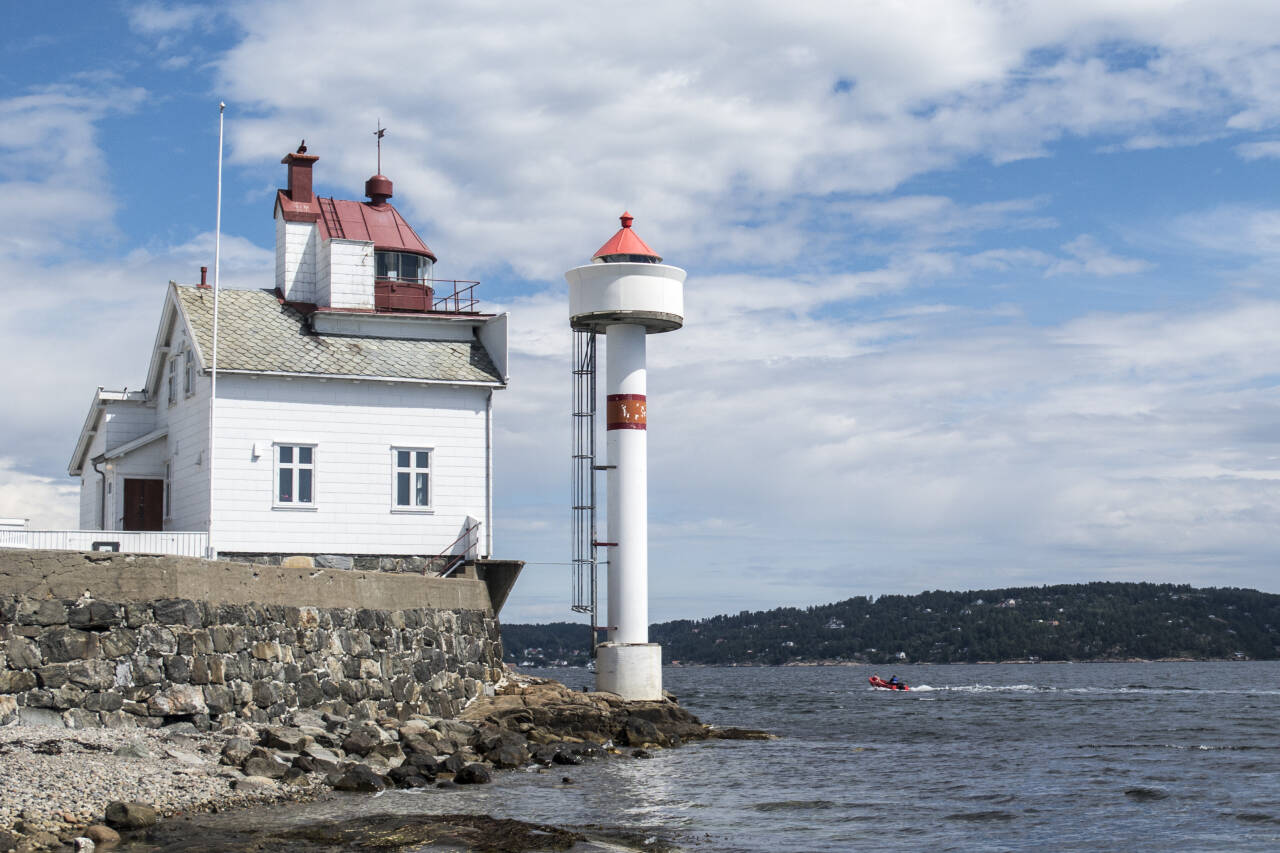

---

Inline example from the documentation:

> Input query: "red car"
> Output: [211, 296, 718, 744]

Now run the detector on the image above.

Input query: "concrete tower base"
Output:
[595, 642, 663, 700]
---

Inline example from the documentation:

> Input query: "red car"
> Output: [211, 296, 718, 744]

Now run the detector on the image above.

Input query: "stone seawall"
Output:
[0, 550, 515, 731]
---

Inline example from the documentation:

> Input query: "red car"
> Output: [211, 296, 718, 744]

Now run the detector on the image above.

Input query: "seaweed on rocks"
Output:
[134, 812, 685, 852]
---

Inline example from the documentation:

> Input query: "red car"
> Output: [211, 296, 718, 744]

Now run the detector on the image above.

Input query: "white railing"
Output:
[0, 529, 210, 558]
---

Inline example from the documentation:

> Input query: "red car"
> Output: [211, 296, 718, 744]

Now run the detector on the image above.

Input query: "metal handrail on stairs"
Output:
[438, 519, 482, 577]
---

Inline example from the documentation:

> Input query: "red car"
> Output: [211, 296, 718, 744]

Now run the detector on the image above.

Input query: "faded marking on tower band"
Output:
[607, 394, 647, 430]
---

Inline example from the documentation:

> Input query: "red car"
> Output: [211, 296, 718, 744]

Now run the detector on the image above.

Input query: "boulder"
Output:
[341, 731, 377, 757]
[242, 748, 290, 779]
[387, 765, 431, 788]
[400, 733, 436, 755]
[622, 715, 661, 747]
[104, 802, 157, 830]
[406, 753, 440, 777]
[454, 763, 492, 785]
[488, 742, 529, 769]
[262, 726, 312, 752]
[147, 685, 207, 716]
[372, 742, 404, 764]
[332, 765, 387, 793]
[434, 719, 476, 739]
[220, 737, 254, 767]
[301, 744, 342, 773]
[281, 767, 309, 786]
[397, 719, 433, 738]
[85, 825, 120, 847]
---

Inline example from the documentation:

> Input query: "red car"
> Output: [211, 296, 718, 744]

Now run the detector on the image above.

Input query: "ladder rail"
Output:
[570, 330, 599, 650]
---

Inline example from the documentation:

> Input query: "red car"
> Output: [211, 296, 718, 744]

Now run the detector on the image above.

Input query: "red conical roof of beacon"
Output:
[592, 212, 662, 263]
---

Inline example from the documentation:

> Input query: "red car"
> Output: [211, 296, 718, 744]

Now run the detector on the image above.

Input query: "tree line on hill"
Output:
[501, 582, 1280, 667]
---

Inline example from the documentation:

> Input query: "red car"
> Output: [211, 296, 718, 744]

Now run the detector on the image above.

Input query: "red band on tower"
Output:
[607, 393, 647, 430]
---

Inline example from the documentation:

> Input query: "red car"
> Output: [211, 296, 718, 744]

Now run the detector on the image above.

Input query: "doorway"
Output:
[122, 478, 163, 531]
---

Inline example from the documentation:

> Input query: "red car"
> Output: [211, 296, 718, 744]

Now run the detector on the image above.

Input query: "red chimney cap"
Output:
[592, 211, 662, 263]
[365, 173, 393, 205]
[281, 151, 319, 166]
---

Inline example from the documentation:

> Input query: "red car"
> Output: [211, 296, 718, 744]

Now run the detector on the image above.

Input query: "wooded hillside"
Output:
[502, 582, 1280, 666]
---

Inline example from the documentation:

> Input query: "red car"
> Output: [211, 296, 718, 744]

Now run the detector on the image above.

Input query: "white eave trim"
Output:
[211, 368, 505, 389]
[67, 389, 151, 477]
[102, 426, 168, 462]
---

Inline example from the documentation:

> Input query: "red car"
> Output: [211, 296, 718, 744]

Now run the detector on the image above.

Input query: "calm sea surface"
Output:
[139, 662, 1280, 851]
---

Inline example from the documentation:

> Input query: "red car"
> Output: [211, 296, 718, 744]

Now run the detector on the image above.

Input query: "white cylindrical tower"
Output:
[566, 213, 686, 700]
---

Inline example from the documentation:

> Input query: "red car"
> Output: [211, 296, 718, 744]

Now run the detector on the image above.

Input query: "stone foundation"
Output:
[0, 594, 501, 730]
[0, 549, 522, 731]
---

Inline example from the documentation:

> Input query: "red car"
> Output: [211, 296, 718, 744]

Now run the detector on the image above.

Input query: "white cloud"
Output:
[204, 1, 1280, 279]
[126, 2, 210, 36]
[1235, 140, 1280, 160]
[0, 459, 79, 529]
[1047, 234, 1152, 277]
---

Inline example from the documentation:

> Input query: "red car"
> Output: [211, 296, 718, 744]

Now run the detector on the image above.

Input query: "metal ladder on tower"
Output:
[571, 329, 600, 649]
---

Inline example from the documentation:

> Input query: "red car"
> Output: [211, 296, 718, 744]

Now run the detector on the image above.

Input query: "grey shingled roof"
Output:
[176, 286, 503, 384]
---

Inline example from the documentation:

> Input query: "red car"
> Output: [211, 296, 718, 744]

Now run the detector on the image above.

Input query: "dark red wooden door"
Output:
[122, 479, 163, 531]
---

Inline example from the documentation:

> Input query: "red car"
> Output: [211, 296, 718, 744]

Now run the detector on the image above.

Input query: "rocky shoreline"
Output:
[0, 673, 771, 851]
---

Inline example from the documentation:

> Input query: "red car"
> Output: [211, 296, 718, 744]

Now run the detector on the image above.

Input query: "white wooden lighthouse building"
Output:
[67, 145, 508, 569]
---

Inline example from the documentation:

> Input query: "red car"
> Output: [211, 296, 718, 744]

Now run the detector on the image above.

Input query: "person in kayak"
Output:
[888, 675, 900, 686]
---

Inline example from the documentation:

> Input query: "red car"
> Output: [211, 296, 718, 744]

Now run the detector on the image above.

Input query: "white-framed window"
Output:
[183, 349, 195, 396]
[167, 357, 177, 405]
[391, 447, 431, 510]
[274, 444, 315, 507]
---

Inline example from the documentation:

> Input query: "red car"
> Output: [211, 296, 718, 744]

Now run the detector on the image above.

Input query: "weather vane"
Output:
[374, 120, 387, 174]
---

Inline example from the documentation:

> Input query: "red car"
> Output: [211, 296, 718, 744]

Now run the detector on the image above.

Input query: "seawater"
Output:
[135, 661, 1280, 851]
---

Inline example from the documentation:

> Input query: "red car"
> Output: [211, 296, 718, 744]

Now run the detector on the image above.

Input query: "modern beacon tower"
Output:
[567, 213, 686, 700]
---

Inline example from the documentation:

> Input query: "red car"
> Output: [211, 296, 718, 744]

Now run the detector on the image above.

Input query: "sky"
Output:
[3, 1, 1280, 624]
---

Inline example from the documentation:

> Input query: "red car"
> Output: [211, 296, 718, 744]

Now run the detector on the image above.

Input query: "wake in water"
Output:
[877, 683, 1280, 695]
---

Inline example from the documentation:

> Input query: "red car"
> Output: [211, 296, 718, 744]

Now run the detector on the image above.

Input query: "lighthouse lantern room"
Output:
[566, 214, 687, 700]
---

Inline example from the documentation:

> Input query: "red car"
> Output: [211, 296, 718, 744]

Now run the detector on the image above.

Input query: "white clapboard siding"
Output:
[326, 239, 375, 310]
[210, 374, 489, 555]
[278, 218, 318, 304]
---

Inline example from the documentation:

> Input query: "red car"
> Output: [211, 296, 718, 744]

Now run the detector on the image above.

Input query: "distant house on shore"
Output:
[67, 144, 508, 569]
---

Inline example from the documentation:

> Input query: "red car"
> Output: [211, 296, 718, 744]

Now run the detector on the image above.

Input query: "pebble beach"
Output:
[0, 722, 315, 850]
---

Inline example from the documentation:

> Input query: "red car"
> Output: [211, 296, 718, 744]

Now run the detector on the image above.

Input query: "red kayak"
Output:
[868, 675, 909, 691]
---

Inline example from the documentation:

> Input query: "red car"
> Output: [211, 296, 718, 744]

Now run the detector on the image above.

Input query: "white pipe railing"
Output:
[0, 530, 210, 558]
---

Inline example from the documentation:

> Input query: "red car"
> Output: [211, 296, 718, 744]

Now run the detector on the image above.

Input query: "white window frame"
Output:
[390, 446, 433, 512]
[167, 357, 177, 406]
[273, 443, 317, 509]
[183, 349, 195, 396]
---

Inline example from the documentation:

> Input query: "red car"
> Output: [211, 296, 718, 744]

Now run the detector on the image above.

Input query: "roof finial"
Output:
[620, 211, 634, 229]
[374, 120, 386, 175]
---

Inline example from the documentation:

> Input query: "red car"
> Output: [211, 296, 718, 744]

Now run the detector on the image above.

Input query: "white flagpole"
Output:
[208, 101, 225, 560]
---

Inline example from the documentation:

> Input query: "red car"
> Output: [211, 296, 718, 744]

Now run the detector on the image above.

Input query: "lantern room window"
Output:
[375, 251, 433, 283]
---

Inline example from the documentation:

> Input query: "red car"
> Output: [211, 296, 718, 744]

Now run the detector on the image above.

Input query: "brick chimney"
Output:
[281, 151, 319, 204]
